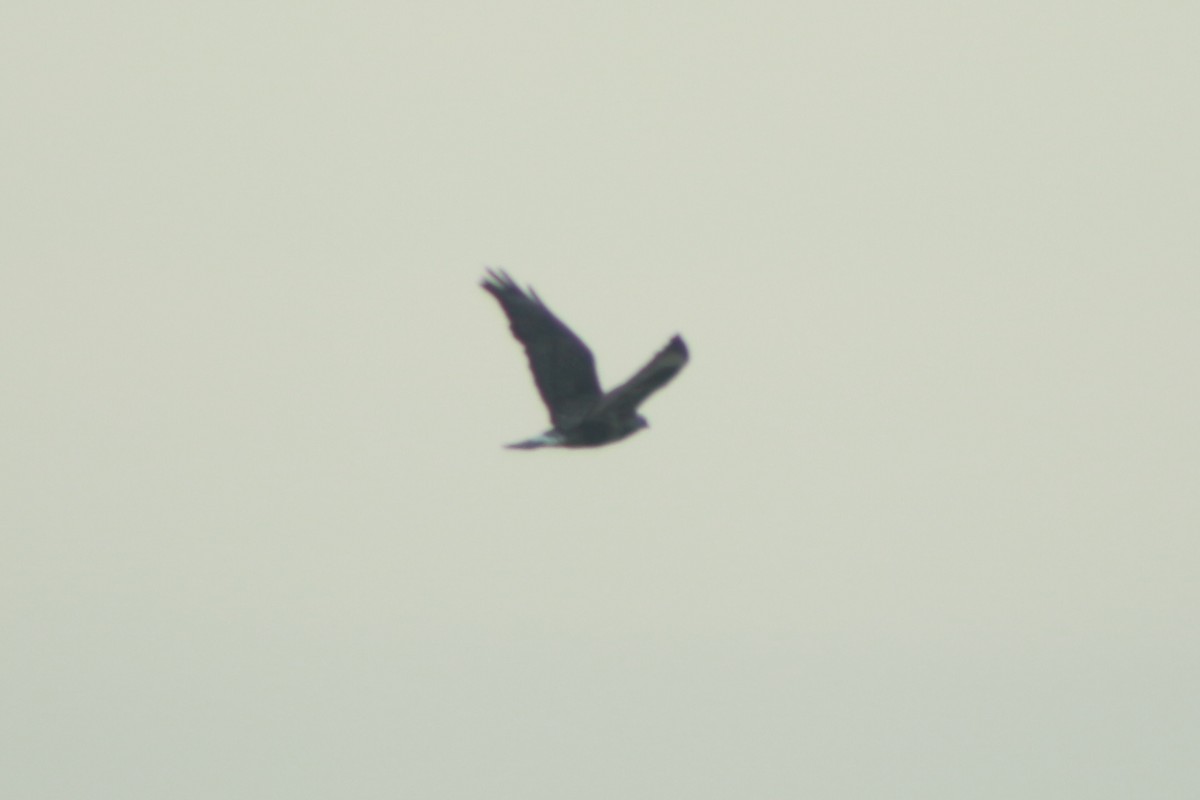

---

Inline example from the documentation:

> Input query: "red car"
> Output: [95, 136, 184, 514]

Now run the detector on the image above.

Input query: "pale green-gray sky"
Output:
[3, 2, 1198, 798]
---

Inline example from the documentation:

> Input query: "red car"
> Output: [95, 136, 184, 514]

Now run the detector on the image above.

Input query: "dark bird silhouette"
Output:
[481, 269, 689, 449]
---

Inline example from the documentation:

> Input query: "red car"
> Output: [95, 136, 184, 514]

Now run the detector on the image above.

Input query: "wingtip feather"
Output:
[481, 267, 536, 299]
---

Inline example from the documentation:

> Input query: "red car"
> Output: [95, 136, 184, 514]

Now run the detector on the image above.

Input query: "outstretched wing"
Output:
[596, 335, 689, 418]
[481, 269, 603, 427]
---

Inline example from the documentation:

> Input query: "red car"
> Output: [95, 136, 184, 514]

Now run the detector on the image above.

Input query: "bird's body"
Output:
[481, 269, 688, 449]
[503, 413, 646, 450]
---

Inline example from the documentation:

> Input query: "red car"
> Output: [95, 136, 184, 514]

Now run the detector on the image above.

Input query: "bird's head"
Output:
[607, 414, 649, 445]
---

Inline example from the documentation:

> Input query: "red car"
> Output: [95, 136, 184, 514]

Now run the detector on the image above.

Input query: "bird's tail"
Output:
[504, 430, 565, 449]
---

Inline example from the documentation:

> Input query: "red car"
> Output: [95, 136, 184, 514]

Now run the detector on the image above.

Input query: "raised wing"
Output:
[482, 269, 603, 427]
[596, 335, 689, 417]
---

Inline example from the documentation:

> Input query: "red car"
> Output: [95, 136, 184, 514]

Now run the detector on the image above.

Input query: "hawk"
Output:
[482, 269, 689, 449]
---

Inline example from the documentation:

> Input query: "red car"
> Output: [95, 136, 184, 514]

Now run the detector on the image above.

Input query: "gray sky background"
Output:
[3, 2, 1198, 798]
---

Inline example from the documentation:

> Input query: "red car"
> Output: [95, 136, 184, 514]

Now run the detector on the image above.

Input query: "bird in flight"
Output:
[482, 269, 689, 449]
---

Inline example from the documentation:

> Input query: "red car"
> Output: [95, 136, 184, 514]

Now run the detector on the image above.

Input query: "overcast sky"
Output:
[3, 2, 1198, 798]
